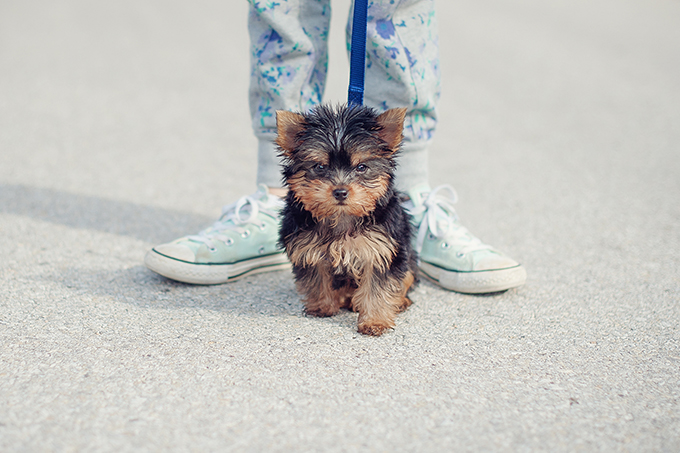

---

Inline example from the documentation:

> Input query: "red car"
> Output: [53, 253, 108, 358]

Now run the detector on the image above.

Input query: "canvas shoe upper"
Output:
[403, 184, 526, 294]
[144, 184, 289, 284]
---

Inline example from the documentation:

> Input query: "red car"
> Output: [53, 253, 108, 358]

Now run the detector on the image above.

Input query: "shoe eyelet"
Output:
[456, 251, 465, 258]
[225, 238, 234, 246]
[241, 230, 251, 239]
[208, 246, 217, 252]
[258, 246, 266, 255]
[428, 233, 437, 240]
[259, 222, 267, 230]
[441, 242, 450, 249]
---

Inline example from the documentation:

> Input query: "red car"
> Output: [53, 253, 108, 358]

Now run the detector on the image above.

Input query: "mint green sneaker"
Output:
[404, 184, 527, 294]
[144, 185, 290, 284]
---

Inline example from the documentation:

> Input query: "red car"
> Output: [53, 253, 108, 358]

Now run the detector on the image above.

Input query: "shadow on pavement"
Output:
[38, 261, 306, 318]
[0, 183, 211, 243]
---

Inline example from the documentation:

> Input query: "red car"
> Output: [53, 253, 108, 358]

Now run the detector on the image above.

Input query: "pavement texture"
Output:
[1, 0, 679, 451]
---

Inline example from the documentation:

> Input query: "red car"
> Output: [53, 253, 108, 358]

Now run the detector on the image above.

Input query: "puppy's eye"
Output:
[313, 163, 326, 172]
[356, 164, 368, 173]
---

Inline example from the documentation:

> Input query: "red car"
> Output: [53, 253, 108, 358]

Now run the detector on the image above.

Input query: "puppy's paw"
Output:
[357, 322, 392, 336]
[396, 296, 413, 313]
[305, 305, 339, 318]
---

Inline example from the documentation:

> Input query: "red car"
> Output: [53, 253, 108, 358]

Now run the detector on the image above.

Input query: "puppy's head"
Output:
[276, 104, 406, 221]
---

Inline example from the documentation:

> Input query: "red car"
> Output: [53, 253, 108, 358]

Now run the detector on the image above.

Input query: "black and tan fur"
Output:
[277, 104, 418, 336]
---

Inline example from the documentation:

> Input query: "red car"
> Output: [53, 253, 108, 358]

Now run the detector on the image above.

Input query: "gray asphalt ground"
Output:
[1, 0, 679, 451]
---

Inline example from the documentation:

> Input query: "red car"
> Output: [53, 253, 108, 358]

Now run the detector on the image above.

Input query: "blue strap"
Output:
[348, 0, 368, 106]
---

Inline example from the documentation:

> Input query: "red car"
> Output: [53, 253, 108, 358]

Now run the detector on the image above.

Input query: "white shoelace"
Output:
[406, 185, 493, 257]
[187, 192, 283, 251]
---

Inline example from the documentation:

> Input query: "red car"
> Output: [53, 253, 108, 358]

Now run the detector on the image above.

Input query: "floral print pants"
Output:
[249, 0, 440, 190]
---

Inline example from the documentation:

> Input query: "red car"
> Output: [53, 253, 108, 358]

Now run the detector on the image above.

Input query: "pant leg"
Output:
[248, 0, 332, 187]
[349, 0, 440, 191]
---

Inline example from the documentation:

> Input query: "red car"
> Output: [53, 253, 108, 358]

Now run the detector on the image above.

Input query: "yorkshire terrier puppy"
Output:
[276, 104, 418, 336]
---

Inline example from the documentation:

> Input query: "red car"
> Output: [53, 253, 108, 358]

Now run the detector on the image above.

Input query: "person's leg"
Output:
[351, 0, 526, 293]
[250, 0, 332, 188]
[145, 0, 332, 283]
[355, 0, 439, 191]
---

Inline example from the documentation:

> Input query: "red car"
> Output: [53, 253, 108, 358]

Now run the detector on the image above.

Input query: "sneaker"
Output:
[404, 184, 526, 294]
[144, 184, 290, 284]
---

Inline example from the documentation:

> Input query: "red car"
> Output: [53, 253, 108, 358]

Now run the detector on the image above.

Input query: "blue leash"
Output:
[348, 0, 368, 106]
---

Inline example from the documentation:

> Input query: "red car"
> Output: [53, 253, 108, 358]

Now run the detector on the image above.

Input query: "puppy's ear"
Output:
[276, 110, 306, 157]
[376, 107, 407, 152]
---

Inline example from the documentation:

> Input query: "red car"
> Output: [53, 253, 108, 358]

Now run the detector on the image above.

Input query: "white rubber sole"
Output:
[419, 261, 527, 294]
[144, 249, 291, 285]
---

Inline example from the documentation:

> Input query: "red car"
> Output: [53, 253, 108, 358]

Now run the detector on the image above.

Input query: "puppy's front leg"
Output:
[352, 270, 413, 336]
[295, 264, 342, 318]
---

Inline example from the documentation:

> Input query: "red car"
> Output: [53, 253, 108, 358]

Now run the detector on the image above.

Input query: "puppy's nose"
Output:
[333, 188, 348, 201]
